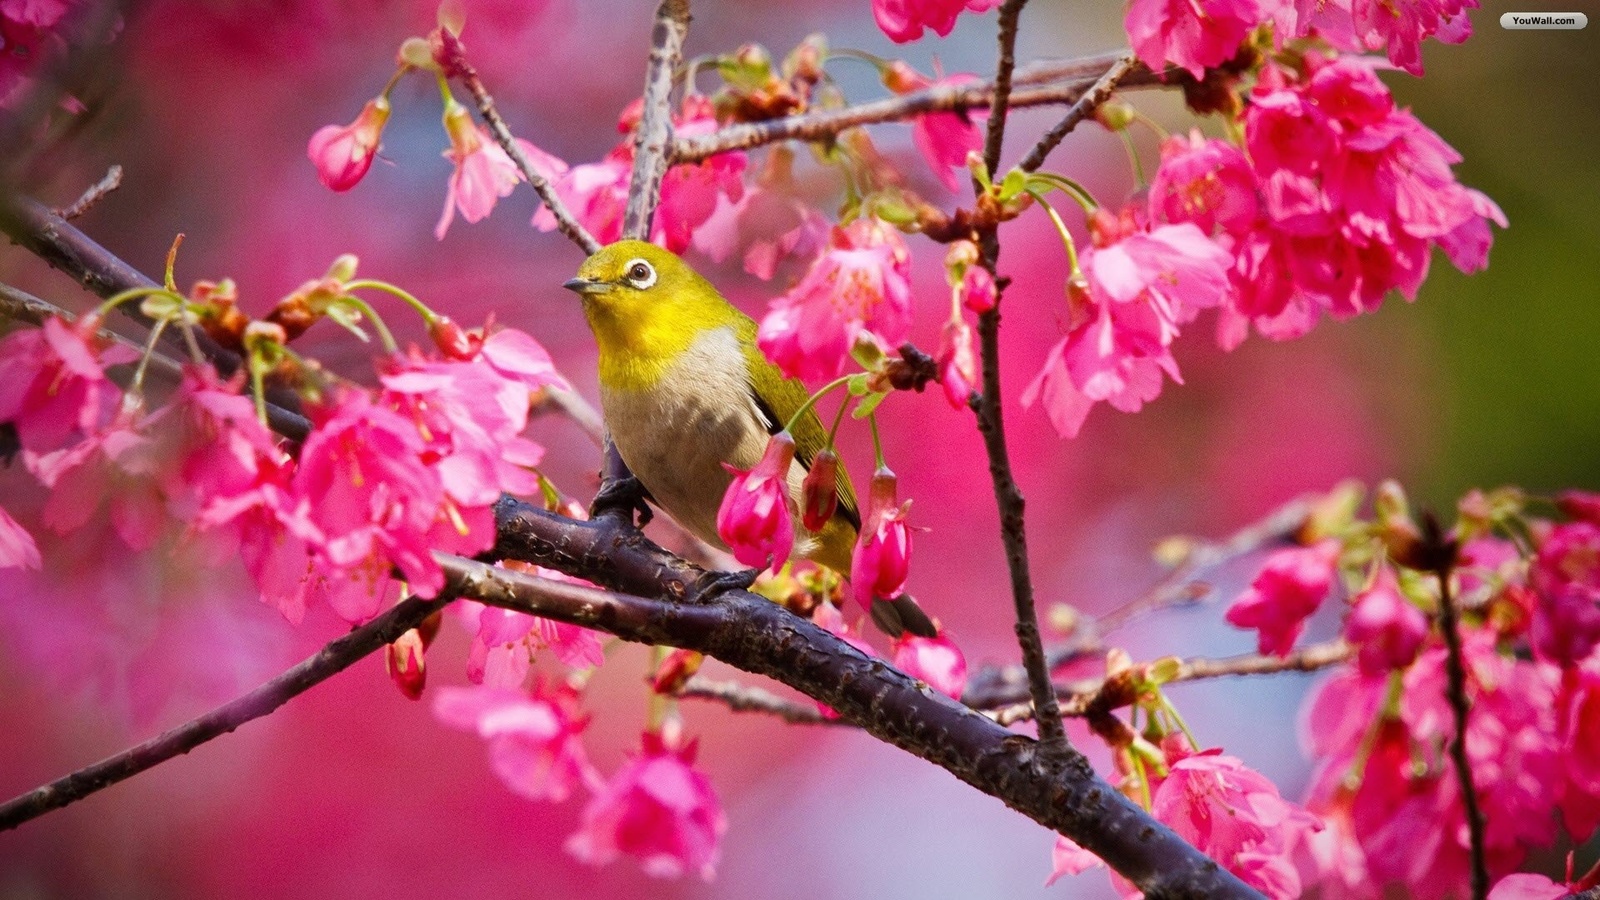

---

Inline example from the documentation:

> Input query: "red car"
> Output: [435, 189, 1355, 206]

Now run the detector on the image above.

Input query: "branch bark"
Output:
[1018, 53, 1138, 174]
[623, 0, 691, 240]
[672, 50, 1155, 163]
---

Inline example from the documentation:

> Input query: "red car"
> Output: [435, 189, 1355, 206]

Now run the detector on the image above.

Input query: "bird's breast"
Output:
[600, 327, 776, 549]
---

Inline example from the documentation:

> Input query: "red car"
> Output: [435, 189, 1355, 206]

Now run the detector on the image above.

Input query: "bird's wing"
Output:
[738, 319, 861, 531]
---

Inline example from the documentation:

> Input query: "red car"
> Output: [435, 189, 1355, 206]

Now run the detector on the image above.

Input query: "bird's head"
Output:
[564, 240, 737, 359]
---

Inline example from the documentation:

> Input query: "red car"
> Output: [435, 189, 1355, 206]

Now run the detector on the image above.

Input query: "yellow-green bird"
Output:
[564, 240, 934, 638]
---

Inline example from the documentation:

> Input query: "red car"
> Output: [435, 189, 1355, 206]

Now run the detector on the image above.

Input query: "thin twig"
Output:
[676, 676, 848, 725]
[672, 51, 1154, 163]
[623, 0, 691, 240]
[1018, 54, 1137, 174]
[435, 32, 599, 255]
[1436, 552, 1489, 899]
[0, 593, 452, 832]
[983, 640, 1354, 725]
[968, 0, 1068, 748]
[55, 165, 124, 220]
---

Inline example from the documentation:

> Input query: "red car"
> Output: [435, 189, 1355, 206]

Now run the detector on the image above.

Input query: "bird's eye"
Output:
[623, 259, 657, 289]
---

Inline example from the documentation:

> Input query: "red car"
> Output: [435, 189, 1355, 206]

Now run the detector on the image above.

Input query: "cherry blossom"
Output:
[436, 99, 551, 239]
[715, 432, 797, 571]
[1125, 0, 1262, 79]
[434, 682, 594, 803]
[1343, 567, 1430, 675]
[1224, 540, 1340, 656]
[758, 217, 914, 381]
[0, 504, 40, 570]
[871, 0, 1002, 42]
[890, 630, 967, 699]
[306, 96, 390, 192]
[851, 467, 913, 610]
[881, 62, 984, 192]
[0, 315, 134, 453]
[566, 731, 726, 880]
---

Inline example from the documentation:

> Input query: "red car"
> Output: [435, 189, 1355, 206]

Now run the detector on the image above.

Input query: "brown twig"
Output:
[436, 33, 599, 255]
[672, 51, 1155, 163]
[537, 384, 605, 447]
[967, 0, 1069, 749]
[1018, 54, 1138, 174]
[676, 676, 847, 725]
[1432, 535, 1488, 899]
[55, 165, 124, 220]
[0, 593, 452, 832]
[984, 640, 1354, 725]
[623, 0, 691, 240]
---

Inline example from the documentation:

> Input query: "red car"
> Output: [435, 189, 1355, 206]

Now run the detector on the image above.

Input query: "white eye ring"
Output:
[623, 258, 657, 289]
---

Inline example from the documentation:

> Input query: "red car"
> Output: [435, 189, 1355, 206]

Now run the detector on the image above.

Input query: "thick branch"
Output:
[1018, 54, 1137, 174]
[460, 526, 1264, 899]
[623, 0, 691, 240]
[673, 50, 1154, 163]
[0, 593, 451, 832]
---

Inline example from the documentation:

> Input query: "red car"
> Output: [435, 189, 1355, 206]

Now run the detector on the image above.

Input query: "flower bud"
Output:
[386, 611, 441, 700]
[961, 263, 996, 314]
[715, 432, 798, 571]
[428, 314, 483, 360]
[651, 649, 705, 694]
[851, 466, 912, 610]
[307, 97, 391, 192]
[800, 447, 840, 532]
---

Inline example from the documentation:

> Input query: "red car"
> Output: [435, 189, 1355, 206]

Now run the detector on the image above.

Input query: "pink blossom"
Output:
[1488, 874, 1568, 900]
[852, 467, 912, 609]
[433, 682, 594, 803]
[1558, 491, 1600, 526]
[891, 630, 967, 699]
[1148, 749, 1323, 897]
[0, 315, 134, 452]
[1557, 663, 1600, 838]
[936, 315, 976, 410]
[534, 153, 629, 246]
[306, 96, 390, 192]
[1348, 0, 1476, 76]
[882, 62, 984, 192]
[436, 100, 554, 240]
[1343, 567, 1429, 675]
[691, 178, 829, 280]
[25, 411, 165, 550]
[1225, 541, 1339, 656]
[0, 0, 75, 105]
[1021, 215, 1231, 437]
[1147, 130, 1258, 238]
[1045, 835, 1105, 886]
[715, 432, 797, 571]
[960, 261, 996, 313]
[872, 0, 1001, 42]
[1126, 0, 1263, 79]
[384, 627, 428, 700]
[0, 504, 40, 570]
[757, 217, 913, 381]
[292, 390, 444, 622]
[1531, 522, 1600, 666]
[566, 731, 727, 880]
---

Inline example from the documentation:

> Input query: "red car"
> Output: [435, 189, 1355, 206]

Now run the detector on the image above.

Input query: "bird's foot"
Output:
[691, 567, 761, 602]
[590, 474, 653, 527]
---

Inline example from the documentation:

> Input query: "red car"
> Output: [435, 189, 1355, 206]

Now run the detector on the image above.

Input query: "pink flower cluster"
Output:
[871, 0, 1001, 43]
[0, 315, 564, 626]
[0, 0, 83, 106]
[757, 216, 913, 381]
[1050, 741, 1323, 898]
[532, 95, 747, 253]
[1126, 0, 1477, 79]
[1150, 56, 1505, 350]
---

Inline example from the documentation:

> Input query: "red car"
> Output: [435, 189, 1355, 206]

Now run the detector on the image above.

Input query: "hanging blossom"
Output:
[758, 216, 913, 381]
[433, 681, 596, 803]
[881, 61, 985, 192]
[1148, 57, 1505, 350]
[890, 630, 967, 699]
[1223, 540, 1340, 656]
[307, 96, 391, 192]
[691, 148, 828, 280]
[1021, 209, 1232, 438]
[716, 432, 797, 571]
[872, 0, 1002, 42]
[436, 99, 559, 240]
[453, 565, 607, 689]
[566, 729, 728, 880]
[533, 95, 746, 253]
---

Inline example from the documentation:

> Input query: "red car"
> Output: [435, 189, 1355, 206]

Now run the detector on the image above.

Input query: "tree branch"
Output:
[675, 675, 846, 725]
[1018, 53, 1137, 174]
[0, 593, 452, 832]
[623, 0, 691, 240]
[966, 0, 1069, 749]
[435, 31, 600, 255]
[1435, 549, 1489, 899]
[672, 50, 1155, 163]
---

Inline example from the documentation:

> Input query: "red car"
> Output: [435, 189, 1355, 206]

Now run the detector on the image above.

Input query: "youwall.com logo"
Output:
[1500, 11, 1589, 28]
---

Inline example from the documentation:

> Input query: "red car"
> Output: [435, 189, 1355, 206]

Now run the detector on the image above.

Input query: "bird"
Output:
[564, 240, 936, 638]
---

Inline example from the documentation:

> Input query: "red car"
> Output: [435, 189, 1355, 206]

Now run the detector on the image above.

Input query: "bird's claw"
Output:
[691, 567, 761, 602]
[590, 474, 652, 526]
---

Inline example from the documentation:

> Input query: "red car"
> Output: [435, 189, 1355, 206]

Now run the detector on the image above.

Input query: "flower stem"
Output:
[782, 373, 855, 435]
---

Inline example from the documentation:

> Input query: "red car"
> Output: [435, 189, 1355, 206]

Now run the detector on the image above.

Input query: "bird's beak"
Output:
[562, 277, 613, 296]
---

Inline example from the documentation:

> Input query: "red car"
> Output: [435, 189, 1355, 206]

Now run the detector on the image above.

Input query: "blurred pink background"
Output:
[1, 0, 1594, 897]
